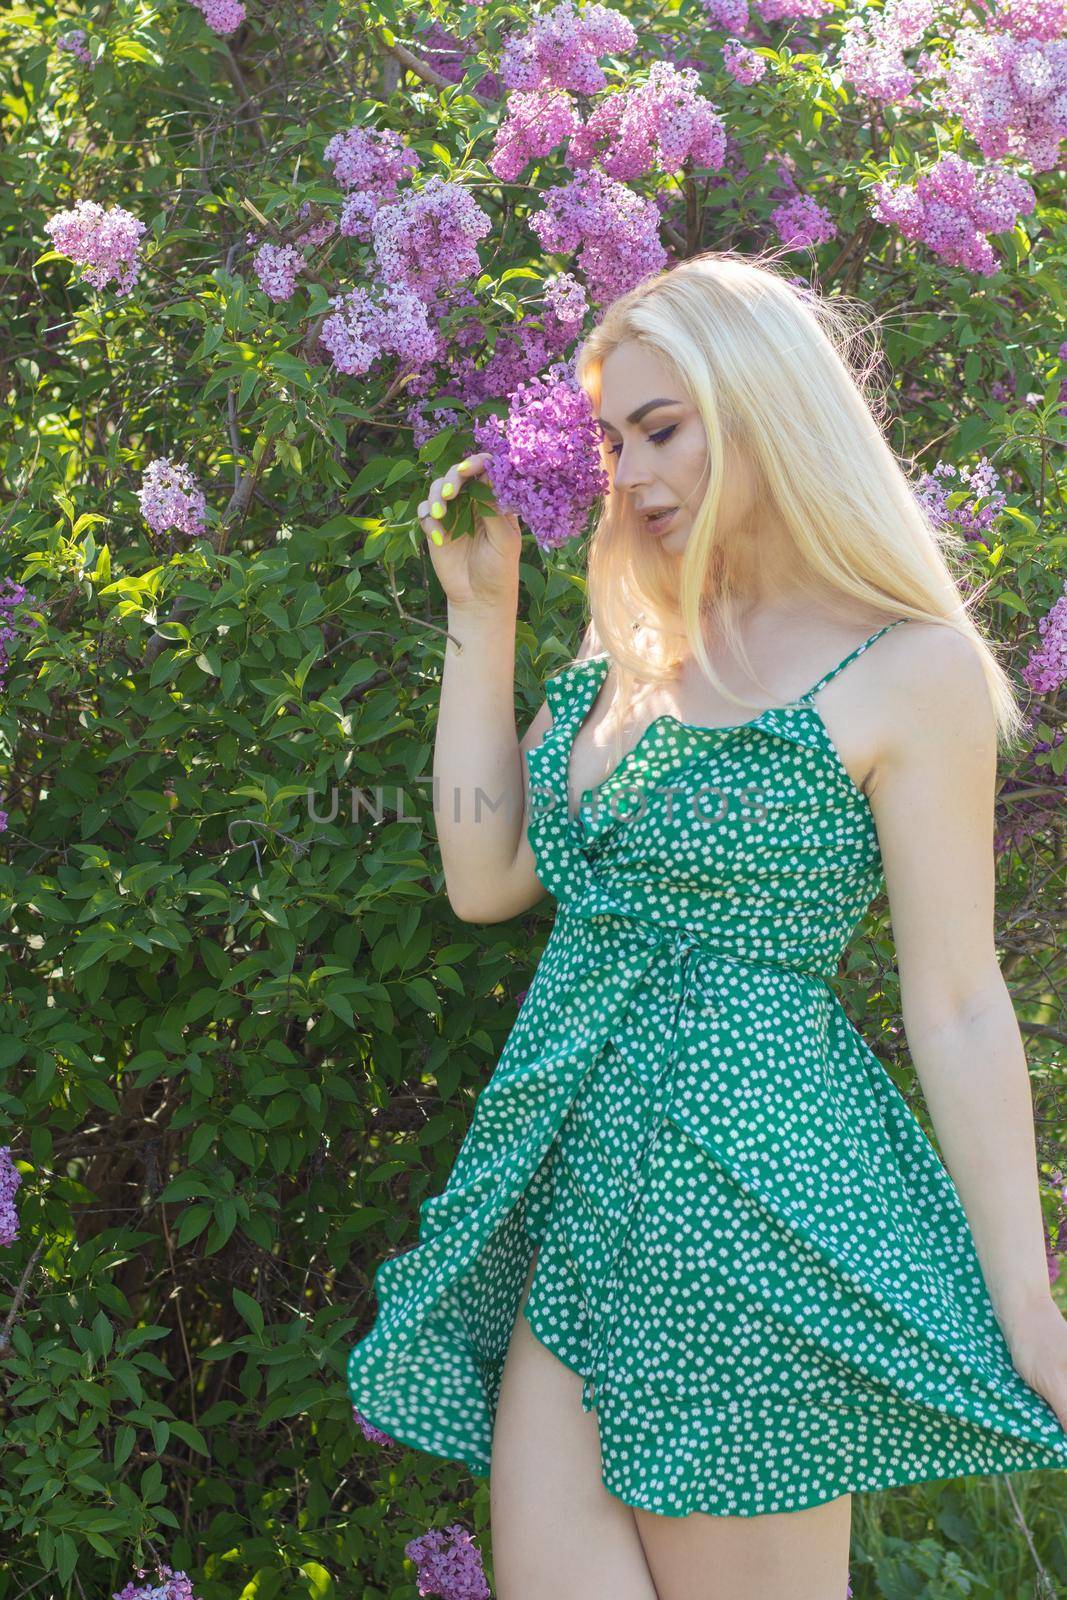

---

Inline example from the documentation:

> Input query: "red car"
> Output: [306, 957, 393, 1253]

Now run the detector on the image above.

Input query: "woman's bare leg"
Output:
[490, 1247, 660, 1600]
[633, 1492, 852, 1600]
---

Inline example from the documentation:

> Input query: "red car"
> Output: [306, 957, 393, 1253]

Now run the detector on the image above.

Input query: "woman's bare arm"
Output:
[870, 623, 1057, 1343]
[444, 624, 601, 928]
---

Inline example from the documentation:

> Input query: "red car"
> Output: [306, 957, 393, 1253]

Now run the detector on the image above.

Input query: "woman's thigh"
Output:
[490, 1246, 660, 1600]
[633, 1492, 852, 1600]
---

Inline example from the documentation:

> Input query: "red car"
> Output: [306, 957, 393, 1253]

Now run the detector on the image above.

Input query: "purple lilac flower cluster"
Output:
[871, 151, 1036, 276]
[703, 0, 751, 30]
[472, 362, 610, 550]
[0, 578, 40, 695]
[320, 281, 442, 378]
[352, 1403, 395, 1445]
[498, 0, 638, 94]
[977, 0, 1067, 40]
[565, 61, 728, 179]
[113, 1564, 201, 1600]
[914, 455, 1007, 540]
[765, 160, 837, 248]
[252, 242, 305, 302]
[937, 25, 1067, 173]
[186, 0, 245, 35]
[136, 458, 208, 540]
[57, 27, 93, 62]
[723, 39, 767, 83]
[489, 88, 582, 182]
[771, 191, 837, 247]
[1022, 581, 1067, 693]
[529, 169, 668, 307]
[330, 125, 422, 243]
[0, 1148, 22, 1247]
[43, 199, 148, 294]
[372, 176, 493, 301]
[404, 1524, 491, 1600]
[838, 0, 936, 106]
[754, 0, 835, 23]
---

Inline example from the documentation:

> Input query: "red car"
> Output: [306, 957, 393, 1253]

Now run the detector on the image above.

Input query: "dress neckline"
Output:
[564, 620, 909, 825]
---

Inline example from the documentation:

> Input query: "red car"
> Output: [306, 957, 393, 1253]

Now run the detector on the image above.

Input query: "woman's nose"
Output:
[611, 447, 650, 494]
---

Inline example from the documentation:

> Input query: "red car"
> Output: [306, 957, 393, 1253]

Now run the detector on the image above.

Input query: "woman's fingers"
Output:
[418, 455, 491, 544]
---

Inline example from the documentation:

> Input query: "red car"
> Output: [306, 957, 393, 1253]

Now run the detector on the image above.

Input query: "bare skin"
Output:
[491, 1251, 852, 1600]
[491, 1250, 661, 1600]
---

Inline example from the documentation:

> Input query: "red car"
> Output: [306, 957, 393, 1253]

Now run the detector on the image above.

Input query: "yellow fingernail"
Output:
[432, 501, 445, 518]
[430, 529, 444, 546]
[441, 483, 456, 498]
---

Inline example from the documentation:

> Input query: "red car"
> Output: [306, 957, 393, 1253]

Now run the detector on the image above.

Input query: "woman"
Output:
[347, 251, 1067, 1600]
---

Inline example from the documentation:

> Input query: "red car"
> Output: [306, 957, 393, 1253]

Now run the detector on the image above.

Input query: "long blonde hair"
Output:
[573, 247, 1026, 757]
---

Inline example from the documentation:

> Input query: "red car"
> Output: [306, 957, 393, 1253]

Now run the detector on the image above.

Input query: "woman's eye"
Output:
[606, 425, 676, 458]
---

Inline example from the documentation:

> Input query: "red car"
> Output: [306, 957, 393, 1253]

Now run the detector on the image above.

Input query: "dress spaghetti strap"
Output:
[797, 618, 908, 705]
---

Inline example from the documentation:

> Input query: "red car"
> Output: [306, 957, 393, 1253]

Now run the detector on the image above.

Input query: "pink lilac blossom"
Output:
[703, 0, 751, 30]
[352, 1403, 395, 1445]
[837, 0, 936, 105]
[187, 0, 245, 33]
[43, 199, 147, 294]
[253, 242, 304, 302]
[1022, 581, 1067, 693]
[57, 28, 92, 62]
[914, 456, 1007, 539]
[0, 805, 7, 833]
[471, 362, 610, 550]
[325, 125, 421, 195]
[489, 88, 581, 182]
[723, 39, 767, 82]
[770, 192, 837, 247]
[372, 176, 493, 301]
[137, 459, 208, 539]
[113, 1565, 200, 1600]
[404, 1524, 491, 1600]
[566, 61, 728, 179]
[498, 0, 638, 94]
[529, 169, 668, 307]
[328, 127, 421, 242]
[975, 0, 1067, 41]
[0, 1147, 21, 1247]
[936, 29, 1067, 173]
[753, 0, 834, 21]
[0, 579, 40, 695]
[544, 269, 588, 331]
[319, 281, 442, 376]
[871, 151, 1036, 275]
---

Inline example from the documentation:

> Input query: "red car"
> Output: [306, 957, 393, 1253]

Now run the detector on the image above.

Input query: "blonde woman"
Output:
[347, 250, 1067, 1600]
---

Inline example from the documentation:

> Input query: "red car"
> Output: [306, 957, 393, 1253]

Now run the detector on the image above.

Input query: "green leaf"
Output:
[233, 1287, 265, 1336]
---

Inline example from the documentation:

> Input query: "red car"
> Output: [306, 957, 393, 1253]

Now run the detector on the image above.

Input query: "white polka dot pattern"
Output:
[347, 620, 1067, 1517]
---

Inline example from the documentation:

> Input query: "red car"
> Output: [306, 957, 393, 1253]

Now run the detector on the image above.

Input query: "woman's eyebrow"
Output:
[598, 398, 681, 433]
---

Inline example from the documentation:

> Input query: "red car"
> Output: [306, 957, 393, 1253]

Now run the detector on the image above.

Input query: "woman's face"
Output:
[597, 339, 756, 554]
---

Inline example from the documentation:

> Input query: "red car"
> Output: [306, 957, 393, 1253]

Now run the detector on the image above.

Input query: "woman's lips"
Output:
[644, 506, 678, 531]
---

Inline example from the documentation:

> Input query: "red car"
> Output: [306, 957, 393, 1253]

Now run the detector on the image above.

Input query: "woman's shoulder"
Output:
[873, 617, 996, 747]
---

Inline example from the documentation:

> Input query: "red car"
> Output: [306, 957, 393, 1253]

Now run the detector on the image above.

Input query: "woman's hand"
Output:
[417, 453, 522, 613]
[1004, 1294, 1067, 1434]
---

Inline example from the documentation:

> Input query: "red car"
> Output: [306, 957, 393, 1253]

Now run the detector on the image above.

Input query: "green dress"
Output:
[347, 619, 1067, 1517]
